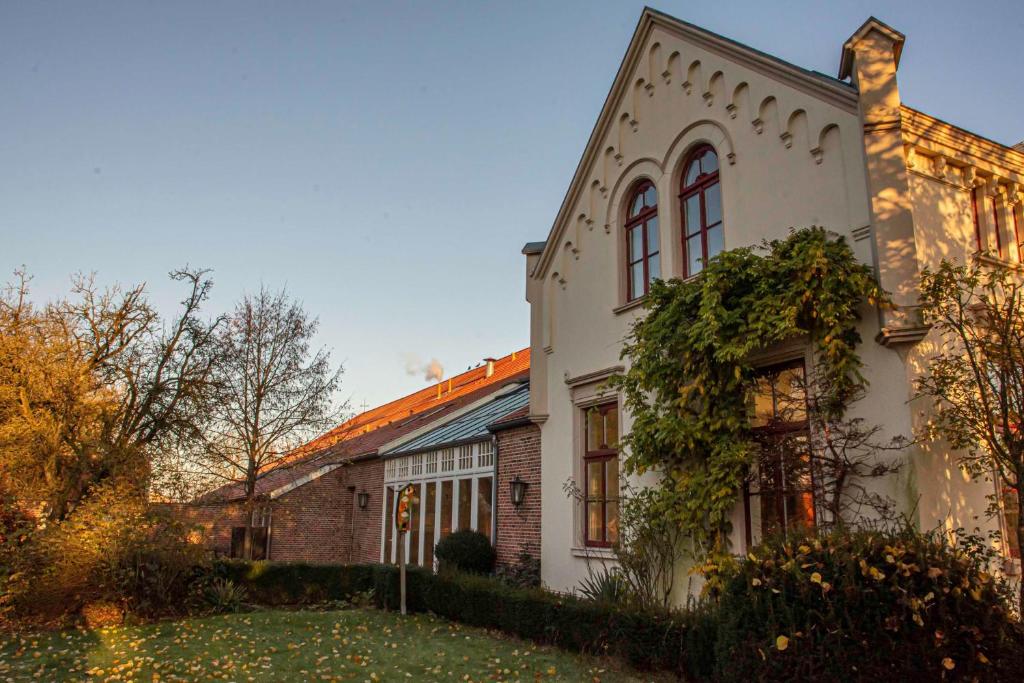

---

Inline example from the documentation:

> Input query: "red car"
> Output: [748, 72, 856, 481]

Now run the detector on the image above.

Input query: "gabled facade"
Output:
[522, 9, 1024, 599]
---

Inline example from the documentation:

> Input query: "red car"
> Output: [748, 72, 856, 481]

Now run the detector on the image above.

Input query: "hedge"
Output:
[215, 559, 715, 678]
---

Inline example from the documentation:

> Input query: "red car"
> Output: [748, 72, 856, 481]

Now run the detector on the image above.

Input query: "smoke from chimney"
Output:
[403, 353, 444, 382]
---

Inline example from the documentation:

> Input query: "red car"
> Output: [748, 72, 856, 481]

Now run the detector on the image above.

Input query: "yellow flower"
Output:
[776, 635, 789, 651]
[810, 572, 822, 584]
[751, 578, 762, 586]
[942, 657, 955, 670]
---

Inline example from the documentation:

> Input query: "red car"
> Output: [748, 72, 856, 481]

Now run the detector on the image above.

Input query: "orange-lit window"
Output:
[681, 145, 723, 277]
[583, 403, 619, 547]
[746, 360, 815, 542]
[625, 181, 660, 300]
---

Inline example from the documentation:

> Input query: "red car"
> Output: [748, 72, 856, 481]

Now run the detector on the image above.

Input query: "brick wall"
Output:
[494, 422, 542, 569]
[170, 501, 247, 556]
[170, 456, 385, 564]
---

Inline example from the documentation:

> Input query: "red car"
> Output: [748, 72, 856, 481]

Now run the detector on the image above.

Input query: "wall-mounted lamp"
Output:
[357, 490, 369, 510]
[509, 476, 529, 507]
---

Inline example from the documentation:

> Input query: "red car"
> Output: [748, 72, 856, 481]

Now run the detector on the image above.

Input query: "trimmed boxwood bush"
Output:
[433, 530, 496, 574]
[709, 527, 1024, 682]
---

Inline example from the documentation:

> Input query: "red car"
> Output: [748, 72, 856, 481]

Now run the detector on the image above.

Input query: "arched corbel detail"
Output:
[683, 60, 702, 95]
[663, 51, 681, 85]
[782, 109, 809, 150]
[727, 82, 749, 120]
[811, 123, 840, 165]
[752, 96, 778, 136]
[704, 71, 725, 108]
[646, 43, 661, 96]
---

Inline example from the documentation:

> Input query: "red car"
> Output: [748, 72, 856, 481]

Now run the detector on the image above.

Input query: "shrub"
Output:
[576, 565, 629, 605]
[213, 560, 377, 605]
[12, 483, 208, 622]
[708, 526, 1024, 682]
[434, 530, 496, 574]
[203, 578, 247, 613]
[496, 551, 541, 589]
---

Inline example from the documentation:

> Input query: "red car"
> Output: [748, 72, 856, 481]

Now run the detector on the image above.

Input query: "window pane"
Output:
[409, 485, 421, 566]
[606, 458, 619, 501]
[440, 480, 453, 539]
[424, 483, 436, 568]
[684, 195, 701, 236]
[648, 253, 661, 283]
[587, 407, 604, 451]
[705, 183, 722, 227]
[630, 192, 644, 217]
[477, 477, 492, 540]
[587, 460, 603, 497]
[631, 262, 645, 299]
[587, 502, 603, 542]
[604, 407, 618, 447]
[706, 225, 723, 261]
[605, 501, 619, 544]
[687, 234, 704, 275]
[629, 226, 643, 262]
[701, 148, 719, 174]
[644, 185, 657, 208]
[458, 478, 473, 531]
[646, 216, 659, 254]
[775, 366, 807, 422]
[684, 160, 700, 186]
[750, 374, 775, 427]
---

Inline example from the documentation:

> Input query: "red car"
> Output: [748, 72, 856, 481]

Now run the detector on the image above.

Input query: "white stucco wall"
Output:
[526, 11, 1022, 600]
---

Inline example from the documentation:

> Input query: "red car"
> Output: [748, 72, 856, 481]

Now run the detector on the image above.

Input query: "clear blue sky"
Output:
[3, 1, 1022, 410]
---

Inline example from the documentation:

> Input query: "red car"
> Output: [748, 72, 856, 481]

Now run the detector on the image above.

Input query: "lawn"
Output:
[0, 607, 660, 682]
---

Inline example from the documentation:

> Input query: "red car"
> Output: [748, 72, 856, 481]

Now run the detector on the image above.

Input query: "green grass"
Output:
[0, 607, 662, 682]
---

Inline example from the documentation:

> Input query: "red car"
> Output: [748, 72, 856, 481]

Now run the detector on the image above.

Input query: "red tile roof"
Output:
[198, 348, 530, 502]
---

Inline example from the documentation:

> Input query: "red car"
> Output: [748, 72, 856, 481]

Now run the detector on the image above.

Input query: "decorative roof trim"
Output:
[533, 8, 858, 279]
[901, 106, 1024, 179]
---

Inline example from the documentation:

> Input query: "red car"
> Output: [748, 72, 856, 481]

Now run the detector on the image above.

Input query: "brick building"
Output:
[178, 349, 540, 567]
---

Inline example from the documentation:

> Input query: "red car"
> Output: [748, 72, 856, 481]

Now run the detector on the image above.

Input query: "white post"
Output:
[398, 529, 407, 615]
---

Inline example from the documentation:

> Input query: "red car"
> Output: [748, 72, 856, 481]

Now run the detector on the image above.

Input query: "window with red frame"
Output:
[1015, 205, 1023, 263]
[583, 403, 619, 547]
[745, 360, 815, 543]
[680, 145, 723, 277]
[625, 182, 660, 300]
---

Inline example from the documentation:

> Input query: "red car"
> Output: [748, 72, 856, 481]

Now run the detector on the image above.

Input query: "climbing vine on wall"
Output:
[609, 227, 888, 556]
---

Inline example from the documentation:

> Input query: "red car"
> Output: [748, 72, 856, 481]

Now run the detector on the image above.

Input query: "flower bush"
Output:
[708, 525, 1024, 681]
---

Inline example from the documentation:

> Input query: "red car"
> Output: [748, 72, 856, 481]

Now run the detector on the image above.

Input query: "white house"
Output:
[521, 9, 1024, 600]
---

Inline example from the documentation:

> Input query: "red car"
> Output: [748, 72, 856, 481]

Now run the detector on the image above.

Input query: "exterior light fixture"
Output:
[509, 476, 528, 507]
[357, 490, 369, 510]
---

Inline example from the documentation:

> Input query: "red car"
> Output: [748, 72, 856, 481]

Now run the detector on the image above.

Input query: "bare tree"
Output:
[0, 267, 222, 520]
[199, 286, 344, 559]
[916, 258, 1024, 613]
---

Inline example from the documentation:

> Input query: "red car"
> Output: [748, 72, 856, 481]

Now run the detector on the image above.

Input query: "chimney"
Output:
[436, 383, 442, 400]
[484, 357, 496, 378]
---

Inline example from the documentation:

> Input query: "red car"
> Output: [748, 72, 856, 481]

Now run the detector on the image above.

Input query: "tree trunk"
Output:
[1016, 516, 1024, 617]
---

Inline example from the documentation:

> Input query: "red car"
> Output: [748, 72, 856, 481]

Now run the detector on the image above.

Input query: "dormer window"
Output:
[625, 181, 660, 301]
[681, 145, 723, 277]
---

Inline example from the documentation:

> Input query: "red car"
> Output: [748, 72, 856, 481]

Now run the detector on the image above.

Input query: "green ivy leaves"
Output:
[609, 227, 887, 554]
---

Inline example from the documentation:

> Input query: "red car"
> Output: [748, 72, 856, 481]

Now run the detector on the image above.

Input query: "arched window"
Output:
[680, 145, 723, 277]
[625, 181, 660, 301]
